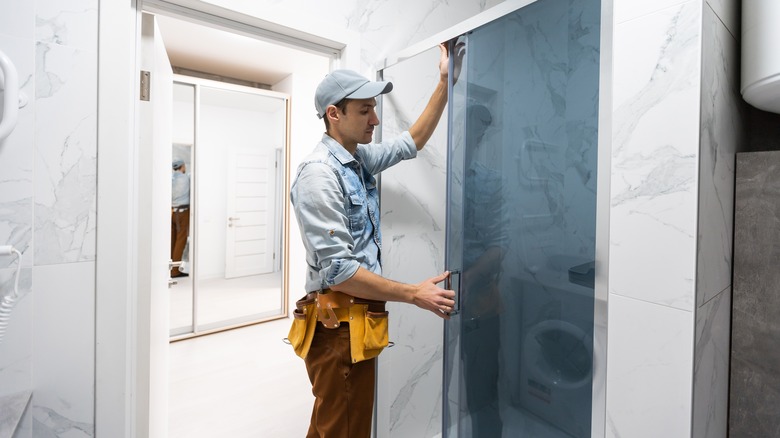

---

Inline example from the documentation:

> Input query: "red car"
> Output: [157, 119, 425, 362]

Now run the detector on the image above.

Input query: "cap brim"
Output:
[346, 81, 393, 99]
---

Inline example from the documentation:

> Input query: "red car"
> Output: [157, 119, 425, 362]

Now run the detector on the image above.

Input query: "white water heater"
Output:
[742, 0, 780, 114]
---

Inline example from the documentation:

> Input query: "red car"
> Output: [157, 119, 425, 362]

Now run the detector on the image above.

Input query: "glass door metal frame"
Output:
[376, 0, 614, 434]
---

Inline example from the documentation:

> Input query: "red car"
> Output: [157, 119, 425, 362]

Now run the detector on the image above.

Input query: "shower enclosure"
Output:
[378, 0, 606, 436]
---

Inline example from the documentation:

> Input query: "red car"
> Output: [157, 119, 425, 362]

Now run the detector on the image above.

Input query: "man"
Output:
[171, 159, 190, 278]
[290, 43, 460, 437]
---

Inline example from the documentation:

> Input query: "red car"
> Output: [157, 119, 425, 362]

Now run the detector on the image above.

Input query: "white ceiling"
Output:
[155, 14, 329, 86]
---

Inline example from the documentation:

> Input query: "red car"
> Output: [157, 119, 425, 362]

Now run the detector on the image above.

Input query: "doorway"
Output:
[95, 2, 347, 436]
[147, 8, 332, 437]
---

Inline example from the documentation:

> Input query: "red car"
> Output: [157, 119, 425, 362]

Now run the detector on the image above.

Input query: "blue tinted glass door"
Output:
[443, 0, 601, 436]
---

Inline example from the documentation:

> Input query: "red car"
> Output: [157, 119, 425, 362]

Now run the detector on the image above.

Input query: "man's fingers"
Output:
[429, 271, 450, 284]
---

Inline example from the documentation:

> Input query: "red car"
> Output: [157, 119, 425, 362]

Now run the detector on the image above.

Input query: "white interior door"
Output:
[225, 148, 276, 278]
[138, 12, 172, 438]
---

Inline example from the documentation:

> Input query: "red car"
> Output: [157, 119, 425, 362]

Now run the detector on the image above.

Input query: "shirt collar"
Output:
[321, 133, 359, 166]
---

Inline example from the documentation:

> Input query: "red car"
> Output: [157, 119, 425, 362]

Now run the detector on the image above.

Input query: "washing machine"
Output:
[510, 256, 598, 438]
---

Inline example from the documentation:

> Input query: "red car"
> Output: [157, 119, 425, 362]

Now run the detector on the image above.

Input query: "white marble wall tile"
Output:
[610, 2, 701, 312]
[32, 262, 94, 437]
[378, 46, 447, 438]
[350, 0, 495, 65]
[35, 0, 98, 51]
[202, 0, 503, 71]
[696, 4, 742, 306]
[33, 42, 97, 265]
[605, 294, 694, 438]
[0, 268, 32, 397]
[14, 407, 32, 438]
[614, 0, 693, 25]
[705, 0, 739, 39]
[0, 35, 35, 269]
[692, 287, 731, 438]
[0, 0, 34, 40]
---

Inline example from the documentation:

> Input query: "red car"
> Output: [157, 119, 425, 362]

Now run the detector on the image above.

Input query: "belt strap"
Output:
[297, 290, 386, 329]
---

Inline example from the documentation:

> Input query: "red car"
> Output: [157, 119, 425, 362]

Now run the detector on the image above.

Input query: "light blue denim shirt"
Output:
[171, 171, 190, 207]
[291, 132, 417, 292]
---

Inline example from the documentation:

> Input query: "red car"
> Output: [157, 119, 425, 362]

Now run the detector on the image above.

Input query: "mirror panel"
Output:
[169, 77, 289, 338]
[170, 82, 195, 336]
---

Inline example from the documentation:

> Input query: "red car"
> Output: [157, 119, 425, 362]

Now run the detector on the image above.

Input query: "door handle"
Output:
[228, 216, 240, 227]
[445, 269, 461, 315]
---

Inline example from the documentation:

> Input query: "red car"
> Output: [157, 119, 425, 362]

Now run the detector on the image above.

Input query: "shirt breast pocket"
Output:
[347, 193, 367, 231]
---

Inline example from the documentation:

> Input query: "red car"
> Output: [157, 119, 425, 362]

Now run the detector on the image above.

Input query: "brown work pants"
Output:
[170, 208, 189, 277]
[304, 323, 375, 438]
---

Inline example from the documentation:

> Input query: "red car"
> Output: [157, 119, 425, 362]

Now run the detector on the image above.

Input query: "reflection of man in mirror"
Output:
[171, 159, 190, 278]
[461, 104, 508, 437]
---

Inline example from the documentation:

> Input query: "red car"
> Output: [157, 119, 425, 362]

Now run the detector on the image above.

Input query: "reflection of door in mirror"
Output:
[169, 76, 290, 340]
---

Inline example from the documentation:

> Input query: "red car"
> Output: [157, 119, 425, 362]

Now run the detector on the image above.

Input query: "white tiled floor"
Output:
[168, 317, 313, 438]
[169, 272, 283, 332]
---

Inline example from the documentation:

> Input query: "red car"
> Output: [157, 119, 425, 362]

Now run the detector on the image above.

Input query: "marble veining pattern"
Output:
[35, 0, 98, 51]
[610, 2, 700, 311]
[0, 36, 36, 270]
[378, 46, 447, 438]
[705, 0, 739, 39]
[696, 2, 742, 306]
[31, 262, 95, 437]
[33, 405, 93, 437]
[0, 268, 32, 396]
[0, 390, 31, 438]
[34, 41, 97, 265]
[692, 287, 731, 438]
[605, 294, 694, 438]
[692, 3, 742, 437]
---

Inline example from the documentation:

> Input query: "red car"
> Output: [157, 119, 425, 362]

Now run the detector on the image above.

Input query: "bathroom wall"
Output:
[693, 2, 742, 437]
[0, 0, 98, 437]
[608, 0, 742, 437]
[2, 1, 512, 437]
[378, 46, 448, 438]
[0, 0, 752, 437]
[730, 151, 780, 437]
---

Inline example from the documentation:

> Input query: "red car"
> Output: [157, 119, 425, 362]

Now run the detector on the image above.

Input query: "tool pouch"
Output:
[287, 290, 389, 363]
[351, 307, 389, 363]
[286, 294, 318, 359]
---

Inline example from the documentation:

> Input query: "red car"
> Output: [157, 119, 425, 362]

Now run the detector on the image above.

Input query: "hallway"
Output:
[168, 318, 312, 437]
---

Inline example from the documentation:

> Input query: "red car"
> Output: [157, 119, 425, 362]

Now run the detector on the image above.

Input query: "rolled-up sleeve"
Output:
[291, 162, 360, 288]
[358, 131, 417, 175]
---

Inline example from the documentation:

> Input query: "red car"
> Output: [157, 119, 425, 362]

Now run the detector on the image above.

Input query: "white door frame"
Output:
[95, 1, 356, 436]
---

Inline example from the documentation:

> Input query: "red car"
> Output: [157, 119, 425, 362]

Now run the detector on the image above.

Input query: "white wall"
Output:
[607, 1, 743, 437]
[0, 0, 748, 437]
[0, 0, 98, 436]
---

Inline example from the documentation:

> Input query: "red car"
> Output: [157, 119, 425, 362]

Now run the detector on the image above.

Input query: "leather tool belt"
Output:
[309, 289, 385, 329]
[286, 290, 390, 363]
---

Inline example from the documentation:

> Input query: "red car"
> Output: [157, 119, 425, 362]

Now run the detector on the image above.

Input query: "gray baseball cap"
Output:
[314, 69, 393, 119]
